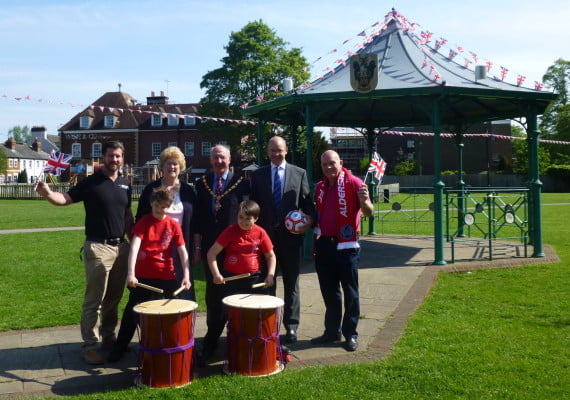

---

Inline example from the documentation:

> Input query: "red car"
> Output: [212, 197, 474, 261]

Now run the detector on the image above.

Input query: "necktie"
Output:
[273, 167, 282, 212]
[214, 175, 223, 215]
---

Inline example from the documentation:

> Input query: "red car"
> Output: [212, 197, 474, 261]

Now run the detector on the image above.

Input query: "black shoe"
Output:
[283, 329, 297, 344]
[310, 333, 342, 345]
[107, 345, 127, 363]
[344, 337, 358, 352]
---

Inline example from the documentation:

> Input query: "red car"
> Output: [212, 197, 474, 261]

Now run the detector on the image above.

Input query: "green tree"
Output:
[8, 125, 31, 143]
[393, 160, 417, 176]
[17, 169, 28, 183]
[0, 150, 6, 175]
[199, 20, 310, 162]
[540, 59, 570, 164]
[511, 125, 551, 175]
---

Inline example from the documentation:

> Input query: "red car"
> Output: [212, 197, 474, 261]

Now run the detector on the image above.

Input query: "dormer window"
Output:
[151, 114, 162, 127]
[167, 114, 179, 126]
[184, 113, 196, 127]
[104, 115, 115, 128]
[80, 116, 92, 129]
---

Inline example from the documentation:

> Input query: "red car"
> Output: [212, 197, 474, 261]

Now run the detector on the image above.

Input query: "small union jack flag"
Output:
[43, 150, 72, 176]
[367, 152, 387, 183]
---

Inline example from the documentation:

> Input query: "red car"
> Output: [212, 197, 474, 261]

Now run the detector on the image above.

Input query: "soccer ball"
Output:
[284, 210, 311, 234]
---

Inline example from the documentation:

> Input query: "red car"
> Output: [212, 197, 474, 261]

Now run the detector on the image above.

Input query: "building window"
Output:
[202, 142, 211, 156]
[167, 114, 179, 126]
[92, 142, 102, 158]
[218, 141, 229, 150]
[152, 143, 162, 157]
[184, 113, 196, 126]
[151, 114, 162, 127]
[8, 159, 13, 168]
[184, 141, 194, 157]
[71, 143, 81, 158]
[80, 116, 91, 129]
[168, 142, 177, 148]
[104, 115, 115, 128]
[407, 140, 415, 149]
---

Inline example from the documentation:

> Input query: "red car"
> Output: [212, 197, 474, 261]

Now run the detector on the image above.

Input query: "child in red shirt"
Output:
[109, 187, 191, 362]
[201, 200, 275, 363]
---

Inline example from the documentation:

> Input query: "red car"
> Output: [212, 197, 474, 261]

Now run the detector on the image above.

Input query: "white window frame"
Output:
[8, 159, 14, 168]
[104, 115, 115, 128]
[407, 140, 415, 149]
[184, 141, 194, 157]
[80, 116, 91, 129]
[152, 143, 162, 157]
[151, 114, 162, 127]
[201, 142, 211, 156]
[184, 113, 196, 126]
[167, 114, 179, 126]
[71, 143, 81, 158]
[92, 142, 102, 158]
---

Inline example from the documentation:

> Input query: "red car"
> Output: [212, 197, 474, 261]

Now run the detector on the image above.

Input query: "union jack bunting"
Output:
[43, 150, 72, 176]
[367, 152, 387, 183]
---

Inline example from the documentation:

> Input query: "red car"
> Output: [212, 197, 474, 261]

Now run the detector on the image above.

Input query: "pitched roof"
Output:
[244, 9, 557, 128]
[59, 91, 200, 131]
[1, 141, 49, 161]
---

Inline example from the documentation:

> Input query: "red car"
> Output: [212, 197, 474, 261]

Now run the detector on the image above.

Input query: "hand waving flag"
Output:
[43, 150, 72, 176]
[367, 152, 387, 184]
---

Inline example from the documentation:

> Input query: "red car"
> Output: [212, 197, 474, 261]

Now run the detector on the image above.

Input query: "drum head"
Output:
[222, 294, 284, 309]
[134, 299, 198, 315]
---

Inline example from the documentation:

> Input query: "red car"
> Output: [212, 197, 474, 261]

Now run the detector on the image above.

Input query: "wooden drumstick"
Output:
[173, 286, 185, 297]
[135, 282, 164, 294]
[251, 282, 266, 289]
[223, 273, 251, 282]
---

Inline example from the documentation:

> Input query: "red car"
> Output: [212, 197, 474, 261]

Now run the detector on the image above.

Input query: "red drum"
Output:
[133, 299, 198, 387]
[223, 294, 285, 376]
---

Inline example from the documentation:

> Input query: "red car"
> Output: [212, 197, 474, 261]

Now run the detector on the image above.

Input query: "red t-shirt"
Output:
[216, 224, 273, 275]
[132, 214, 185, 280]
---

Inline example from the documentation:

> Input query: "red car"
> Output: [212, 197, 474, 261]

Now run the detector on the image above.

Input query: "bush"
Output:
[546, 164, 570, 177]
[393, 160, 417, 176]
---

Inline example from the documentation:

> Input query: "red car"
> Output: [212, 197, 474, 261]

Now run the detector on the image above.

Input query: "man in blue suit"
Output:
[250, 136, 316, 344]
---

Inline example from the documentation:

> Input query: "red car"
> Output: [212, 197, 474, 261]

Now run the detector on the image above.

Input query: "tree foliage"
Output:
[199, 20, 310, 163]
[8, 125, 31, 143]
[540, 59, 570, 164]
[17, 169, 28, 183]
[511, 125, 551, 175]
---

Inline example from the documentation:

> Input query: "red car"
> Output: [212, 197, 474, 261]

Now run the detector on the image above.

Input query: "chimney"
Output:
[146, 90, 169, 105]
[31, 126, 47, 139]
[6, 137, 16, 150]
[32, 137, 42, 152]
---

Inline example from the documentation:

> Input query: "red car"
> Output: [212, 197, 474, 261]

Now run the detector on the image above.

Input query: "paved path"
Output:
[0, 235, 559, 399]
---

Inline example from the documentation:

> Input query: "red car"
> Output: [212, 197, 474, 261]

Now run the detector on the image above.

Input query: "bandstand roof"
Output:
[243, 9, 557, 128]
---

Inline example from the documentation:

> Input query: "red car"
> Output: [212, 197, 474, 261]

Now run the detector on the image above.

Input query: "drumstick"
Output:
[173, 286, 185, 297]
[251, 282, 266, 289]
[224, 273, 251, 282]
[135, 282, 164, 294]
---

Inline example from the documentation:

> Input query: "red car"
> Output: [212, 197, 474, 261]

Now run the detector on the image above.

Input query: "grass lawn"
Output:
[0, 194, 568, 399]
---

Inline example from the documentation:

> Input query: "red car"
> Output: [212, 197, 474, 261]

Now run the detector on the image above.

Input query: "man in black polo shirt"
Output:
[36, 141, 133, 365]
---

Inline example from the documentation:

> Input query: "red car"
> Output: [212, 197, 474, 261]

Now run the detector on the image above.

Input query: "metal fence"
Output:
[0, 183, 146, 200]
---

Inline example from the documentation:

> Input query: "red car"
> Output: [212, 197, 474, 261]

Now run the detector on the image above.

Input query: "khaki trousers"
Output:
[81, 241, 128, 349]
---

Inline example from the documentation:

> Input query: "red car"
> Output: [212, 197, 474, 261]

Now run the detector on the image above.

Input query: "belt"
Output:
[86, 236, 125, 246]
[319, 235, 338, 243]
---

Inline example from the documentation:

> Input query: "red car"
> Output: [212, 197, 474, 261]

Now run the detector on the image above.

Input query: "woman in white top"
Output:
[135, 146, 198, 300]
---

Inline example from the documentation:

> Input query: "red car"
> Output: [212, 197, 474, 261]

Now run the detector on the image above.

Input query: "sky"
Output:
[1, 0, 568, 141]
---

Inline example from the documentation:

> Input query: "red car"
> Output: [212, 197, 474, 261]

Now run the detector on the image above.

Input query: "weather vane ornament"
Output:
[350, 53, 378, 93]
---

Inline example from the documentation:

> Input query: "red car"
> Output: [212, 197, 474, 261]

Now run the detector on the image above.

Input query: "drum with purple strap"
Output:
[133, 299, 198, 387]
[223, 294, 285, 376]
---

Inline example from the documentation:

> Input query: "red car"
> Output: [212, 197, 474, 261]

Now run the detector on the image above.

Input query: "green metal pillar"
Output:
[455, 133, 466, 237]
[256, 119, 264, 164]
[432, 101, 447, 265]
[303, 104, 316, 260]
[527, 109, 544, 257]
[365, 127, 376, 235]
